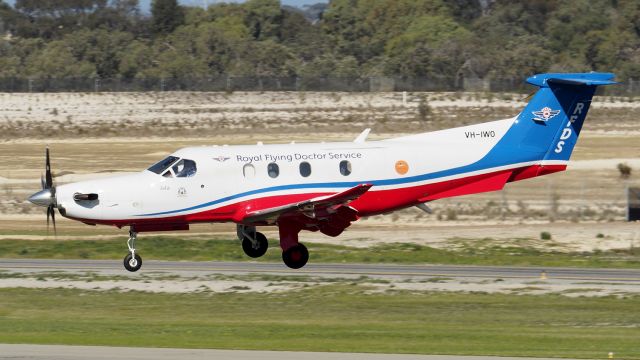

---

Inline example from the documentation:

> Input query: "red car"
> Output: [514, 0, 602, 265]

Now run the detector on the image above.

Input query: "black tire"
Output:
[242, 232, 268, 258]
[282, 243, 309, 269]
[123, 253, 142, 272]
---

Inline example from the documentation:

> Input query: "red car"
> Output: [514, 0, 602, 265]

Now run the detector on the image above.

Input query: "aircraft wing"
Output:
[242, 183, 372, 226]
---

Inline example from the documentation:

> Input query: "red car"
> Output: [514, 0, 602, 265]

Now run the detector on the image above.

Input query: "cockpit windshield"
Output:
[147, 156, 179, 174]
[147, 156, 197, 177]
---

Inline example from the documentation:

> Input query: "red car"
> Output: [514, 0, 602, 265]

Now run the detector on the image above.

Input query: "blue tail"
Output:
[508, 72, 616, 162]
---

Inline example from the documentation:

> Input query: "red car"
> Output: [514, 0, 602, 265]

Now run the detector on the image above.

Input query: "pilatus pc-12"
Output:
[28, 72, 616, 272]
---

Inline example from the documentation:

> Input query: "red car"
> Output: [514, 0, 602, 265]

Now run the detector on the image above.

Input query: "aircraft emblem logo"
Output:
[213, 156, 230, 162]
[532, 107, 560, 122]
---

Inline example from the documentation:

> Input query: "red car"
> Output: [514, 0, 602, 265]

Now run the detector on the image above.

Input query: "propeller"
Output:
[28, 147, 57, 235]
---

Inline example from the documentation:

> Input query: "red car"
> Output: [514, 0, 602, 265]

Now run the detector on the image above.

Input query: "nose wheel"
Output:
[123, 229, 142, 272]
[124, 253, 142, 272]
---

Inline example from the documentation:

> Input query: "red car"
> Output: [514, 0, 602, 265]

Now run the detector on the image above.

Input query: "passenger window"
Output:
[339, 160, 352, 176]
[267, 163, 279, 178]
[172, 159, 197, 178]
[243, 163, 255, 178]
[299, 162, 311, 177]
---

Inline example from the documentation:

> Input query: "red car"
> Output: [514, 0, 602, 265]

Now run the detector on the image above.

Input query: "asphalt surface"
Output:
[0, 345, 581, 360]
[1, 258, 640, 281]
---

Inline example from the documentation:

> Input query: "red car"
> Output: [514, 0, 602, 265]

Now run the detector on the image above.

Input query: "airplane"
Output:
[28, 72, 616, 272]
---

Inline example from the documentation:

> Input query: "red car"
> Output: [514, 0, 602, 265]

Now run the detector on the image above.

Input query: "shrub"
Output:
[417, 98, 431, 121]
[617, 163, 632, 178]
[540, 231, 552, 240]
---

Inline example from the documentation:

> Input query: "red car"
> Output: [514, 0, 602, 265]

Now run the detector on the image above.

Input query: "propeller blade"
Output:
[50, 206, 57, 236]
[45, 147, 52, 189]
[46, 206, 57, 236]
[46, 206, 50, 234]
[40, 174, 45, 190]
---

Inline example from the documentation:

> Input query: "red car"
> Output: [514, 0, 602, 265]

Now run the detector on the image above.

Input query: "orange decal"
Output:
[395, 160, 409, 175]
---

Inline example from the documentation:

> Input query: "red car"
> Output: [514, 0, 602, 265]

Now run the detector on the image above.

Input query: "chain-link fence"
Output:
[0, 76, 637, 94]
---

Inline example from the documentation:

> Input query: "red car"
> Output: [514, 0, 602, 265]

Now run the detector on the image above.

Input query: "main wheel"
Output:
[242, 232, 268, 258]
[123, 253, 142, 272]
[282, 243, 309, 269]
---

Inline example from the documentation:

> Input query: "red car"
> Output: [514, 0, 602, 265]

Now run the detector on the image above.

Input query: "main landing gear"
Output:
[282, 244, 308, 269]
[123, 228, 142, 272]
[237, 223, 309, 269]
[237, 225, 269, 258]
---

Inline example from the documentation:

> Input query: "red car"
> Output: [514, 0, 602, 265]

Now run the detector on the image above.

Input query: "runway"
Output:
[0, 344, 581, 360]
[1, 258, 639, 282]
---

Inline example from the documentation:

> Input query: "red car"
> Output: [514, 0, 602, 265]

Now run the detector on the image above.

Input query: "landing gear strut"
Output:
[123, 228, 142, 272]
[237, 225, 268, 258]
[278, 219, 309, 269]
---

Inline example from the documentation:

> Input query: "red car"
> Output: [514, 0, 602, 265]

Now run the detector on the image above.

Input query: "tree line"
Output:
[0, 0, 638, 81]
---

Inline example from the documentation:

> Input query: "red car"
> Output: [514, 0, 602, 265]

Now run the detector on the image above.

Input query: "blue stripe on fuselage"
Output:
[136, 140, 543, 217]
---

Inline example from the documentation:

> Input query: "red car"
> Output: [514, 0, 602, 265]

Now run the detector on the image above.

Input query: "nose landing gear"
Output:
[123, 229, 142, 272]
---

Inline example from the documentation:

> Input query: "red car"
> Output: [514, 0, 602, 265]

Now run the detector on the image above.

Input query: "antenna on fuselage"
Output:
[354, 128, 371, 143]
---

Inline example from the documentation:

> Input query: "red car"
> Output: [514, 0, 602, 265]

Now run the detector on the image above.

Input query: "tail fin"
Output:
[508, 72, 616, 162]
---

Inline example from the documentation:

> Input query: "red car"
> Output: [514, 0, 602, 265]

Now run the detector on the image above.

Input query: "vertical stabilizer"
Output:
[504, 73, 616, 162]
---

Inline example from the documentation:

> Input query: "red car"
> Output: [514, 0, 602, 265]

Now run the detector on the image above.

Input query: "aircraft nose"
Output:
[28, 189, 54, 207]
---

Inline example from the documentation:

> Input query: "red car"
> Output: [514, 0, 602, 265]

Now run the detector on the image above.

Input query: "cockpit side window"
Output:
[148, 156, 179, 174]
[172, 159, 197, 178]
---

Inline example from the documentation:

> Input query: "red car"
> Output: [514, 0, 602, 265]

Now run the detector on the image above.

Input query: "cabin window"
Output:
[148, 156, 179, 174]
[268, 162, 279, 178]
[299, 162, 311, 177]
[243, 163, 255, 178]
[339, 160, 352, 176]
[172, 159, 197, 178]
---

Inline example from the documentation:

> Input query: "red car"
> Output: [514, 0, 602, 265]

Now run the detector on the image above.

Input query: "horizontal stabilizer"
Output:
[527, 73, 617, 87]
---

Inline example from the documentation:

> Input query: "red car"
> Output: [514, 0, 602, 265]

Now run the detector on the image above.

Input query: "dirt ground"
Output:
[0, 91, 639, 253]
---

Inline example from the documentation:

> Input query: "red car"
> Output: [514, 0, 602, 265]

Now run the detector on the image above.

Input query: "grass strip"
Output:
[0, 286, 638, 358]
[0, 237, 639, 268]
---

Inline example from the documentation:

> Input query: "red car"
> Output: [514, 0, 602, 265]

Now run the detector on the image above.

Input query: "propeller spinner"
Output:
[28, 147, 57, 234]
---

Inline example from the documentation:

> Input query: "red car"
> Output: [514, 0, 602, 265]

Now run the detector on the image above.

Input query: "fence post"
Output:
[160, 78, 165, 92]
[28, 79, 33, 93]
[94, 78, 100, 92]
[226, 75, 232, 91]
[295, 77, 300, 91]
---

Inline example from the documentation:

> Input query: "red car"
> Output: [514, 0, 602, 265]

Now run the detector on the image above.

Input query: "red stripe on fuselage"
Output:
[66, 163, 566, 229]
